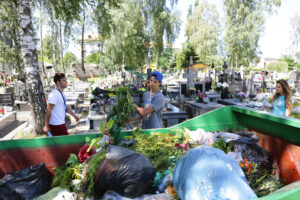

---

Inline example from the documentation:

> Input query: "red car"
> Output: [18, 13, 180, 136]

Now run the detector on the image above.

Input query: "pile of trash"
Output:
[0, 127, 284, 199]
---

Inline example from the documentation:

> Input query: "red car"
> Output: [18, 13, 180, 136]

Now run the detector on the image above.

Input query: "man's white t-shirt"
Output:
[48, 89, 67, 125]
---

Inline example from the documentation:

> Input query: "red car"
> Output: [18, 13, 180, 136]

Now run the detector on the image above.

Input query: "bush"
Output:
[267, 61, 288, 73]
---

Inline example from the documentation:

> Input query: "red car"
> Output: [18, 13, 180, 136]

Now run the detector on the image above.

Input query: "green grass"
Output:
[15, 131, 45, 139]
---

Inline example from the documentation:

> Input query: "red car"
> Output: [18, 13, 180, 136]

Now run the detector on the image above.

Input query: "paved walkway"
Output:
[1, 99, 96, 140]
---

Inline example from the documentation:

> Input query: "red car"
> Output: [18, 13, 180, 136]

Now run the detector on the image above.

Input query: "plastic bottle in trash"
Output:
[263, 96, 269, 110]
[156, 174, 172, 193]
[47, 131, 53, 137]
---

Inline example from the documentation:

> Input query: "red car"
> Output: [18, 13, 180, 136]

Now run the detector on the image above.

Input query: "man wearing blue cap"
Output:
[133, 71, 166, 129]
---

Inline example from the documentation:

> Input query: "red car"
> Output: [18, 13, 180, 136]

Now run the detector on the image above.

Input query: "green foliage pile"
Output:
[51, 154, 79, 191]
[51, 141, 107, 197]
[244, 165, 283, 197]
[129, 129, 185, 173]
[213, 137, 283, 197]
[84, 150, 107, 196]
[212, 138, 234, 154]
[112, 86, 135, 127]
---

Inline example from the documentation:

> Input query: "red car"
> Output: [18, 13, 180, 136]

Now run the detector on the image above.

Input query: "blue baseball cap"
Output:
[151, 71, 163, 82]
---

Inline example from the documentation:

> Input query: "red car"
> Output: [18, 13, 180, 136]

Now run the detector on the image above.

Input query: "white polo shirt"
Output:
[48, 89, 67, 125]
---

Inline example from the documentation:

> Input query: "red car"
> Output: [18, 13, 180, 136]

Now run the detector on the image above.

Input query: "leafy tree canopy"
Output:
[267, 61, 288, 73]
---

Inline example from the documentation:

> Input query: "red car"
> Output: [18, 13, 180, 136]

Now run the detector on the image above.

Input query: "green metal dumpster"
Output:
[0, 106, 299, 199]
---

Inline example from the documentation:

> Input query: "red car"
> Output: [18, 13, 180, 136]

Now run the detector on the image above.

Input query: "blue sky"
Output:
[174, 0, 300, 59]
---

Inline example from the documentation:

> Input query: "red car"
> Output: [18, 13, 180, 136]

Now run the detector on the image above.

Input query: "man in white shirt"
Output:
[43, 73, 79, 136]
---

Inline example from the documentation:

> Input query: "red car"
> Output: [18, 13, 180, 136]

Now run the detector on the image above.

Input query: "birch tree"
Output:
[224, 0, 281, 68]
[186, 1, 221, 65]
[18, 0, 47, 135]
[100, 1, 147, 70]
[0, 0, 23, 73]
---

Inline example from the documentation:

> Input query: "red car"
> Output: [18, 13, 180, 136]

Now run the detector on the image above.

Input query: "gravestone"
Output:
[147, 68, 152, 81]
[161, 103, 188, 127]
[0, 93, 14, 107]
[184, 101, 224, 118]
[196, 81, 211, 93]
[194, 82, 204, 93]
[183, 67, 197, 91]
[135, 72, 142, 88]
[240, 66, 244, 80]
[288, 70, 299, 83]
[246, 74, 255, 94]
[180, 82, 187, 95]
[231, 68, 236, 83]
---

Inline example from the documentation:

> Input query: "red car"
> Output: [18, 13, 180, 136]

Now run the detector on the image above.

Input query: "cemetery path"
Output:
[67, 100, 99, 135]
[67, 114, 91, 135]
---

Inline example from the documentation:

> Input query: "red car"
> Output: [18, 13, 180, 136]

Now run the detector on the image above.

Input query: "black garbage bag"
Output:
[233, 137, 271, 169]
[0, 183, 23, 200]
[94, 145, 156, 198]
[92, 87, 102, 96]
[0, 163, 51, 200]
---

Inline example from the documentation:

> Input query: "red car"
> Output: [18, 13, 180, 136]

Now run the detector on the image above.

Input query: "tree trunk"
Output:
[18, 0, 47, 135]
[50, 6, 57, 71]
[59, 20, 65, 73]
[81, 9, 86, 74]
[40, 5, 45, 80]
[12, 21, 23, 73]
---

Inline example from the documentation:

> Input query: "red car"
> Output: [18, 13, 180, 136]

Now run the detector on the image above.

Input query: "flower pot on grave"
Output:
[221, 92, 227, 99]
[196, 98, 203, 103]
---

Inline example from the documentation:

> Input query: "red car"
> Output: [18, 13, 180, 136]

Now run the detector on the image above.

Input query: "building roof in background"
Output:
[71, 63, 103, 78]
[77, 34, 103, 43]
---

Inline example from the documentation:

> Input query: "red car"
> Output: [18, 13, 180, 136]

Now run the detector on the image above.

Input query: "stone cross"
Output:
[189, 56, 193, 65]
[247, 73, 255, 94]
[136, 72, 142, 88]
[183, 67, 197, 90]
[231, 68, 236, 83]
[147, 68, 152, 81]
[240, 66, 244, 80]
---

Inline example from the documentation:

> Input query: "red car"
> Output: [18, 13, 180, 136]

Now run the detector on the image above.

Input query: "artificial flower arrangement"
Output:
[215, 82, 230, 99]
[196, 92, 206, 103]
[215, 82, 229, 93]
[234, 90, 247, 102]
